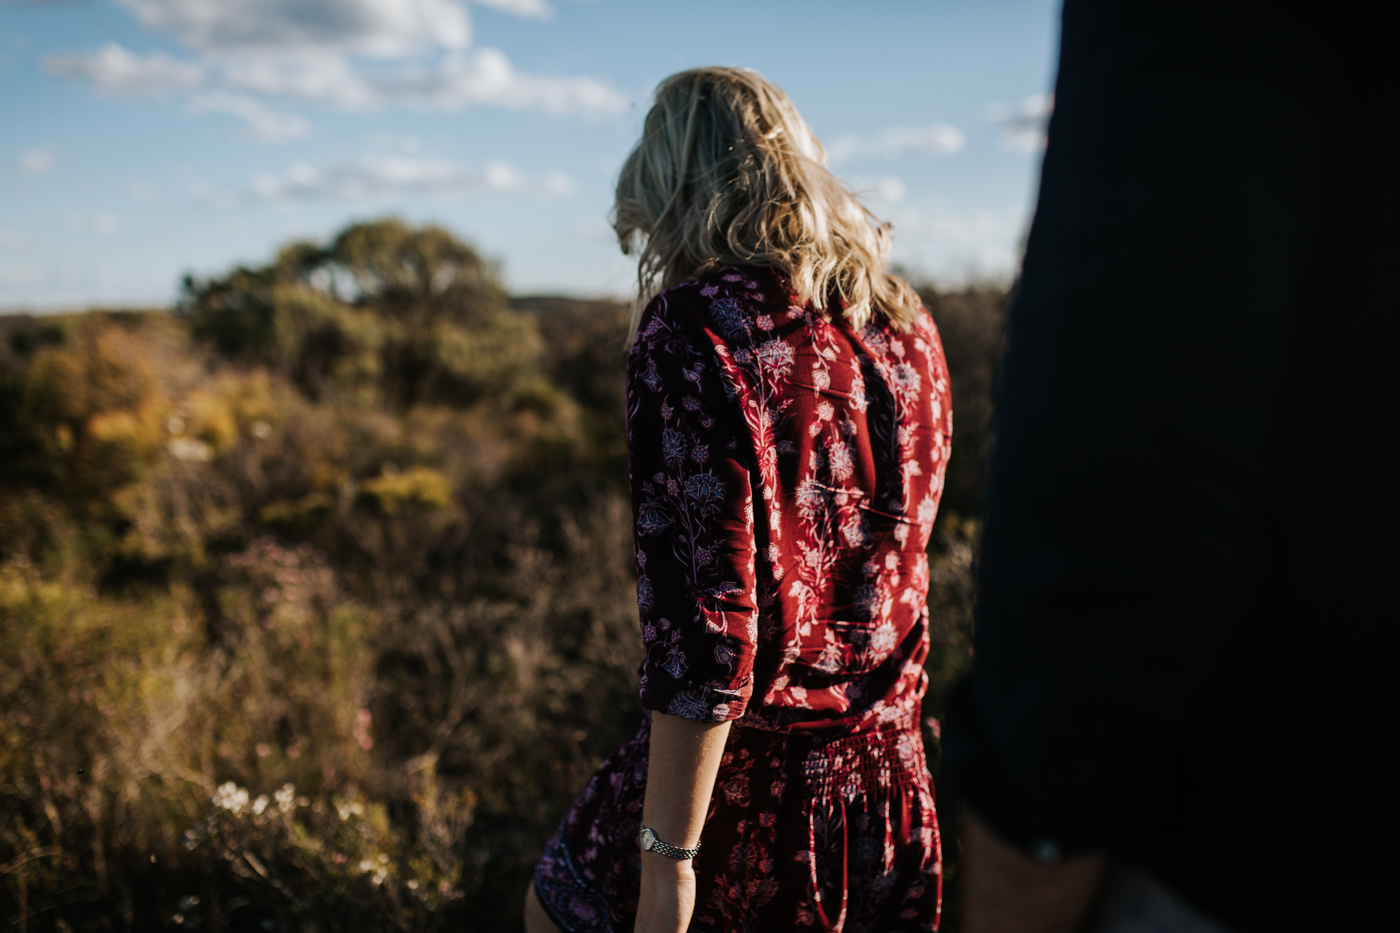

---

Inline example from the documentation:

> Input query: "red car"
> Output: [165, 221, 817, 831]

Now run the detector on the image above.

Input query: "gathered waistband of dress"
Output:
[733, 708, 930, 799]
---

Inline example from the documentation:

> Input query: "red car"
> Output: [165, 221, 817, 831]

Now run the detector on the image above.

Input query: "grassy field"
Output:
[0, 220, 1005, 932]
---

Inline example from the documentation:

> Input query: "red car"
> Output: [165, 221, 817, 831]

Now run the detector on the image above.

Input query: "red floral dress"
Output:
[534, 267, 952, 932]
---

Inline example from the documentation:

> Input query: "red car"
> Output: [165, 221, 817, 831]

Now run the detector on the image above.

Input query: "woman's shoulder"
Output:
[636, 266, 790, 347]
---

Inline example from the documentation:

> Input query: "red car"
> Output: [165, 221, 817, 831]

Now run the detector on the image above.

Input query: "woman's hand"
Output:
[634, 852, 697, 933]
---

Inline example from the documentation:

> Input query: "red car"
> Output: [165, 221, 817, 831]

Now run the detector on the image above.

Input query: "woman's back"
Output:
[528, 65, 948, 933]
[629, 266, 952, 734]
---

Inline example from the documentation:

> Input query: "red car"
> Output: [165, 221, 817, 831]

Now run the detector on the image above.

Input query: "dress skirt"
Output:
[533, 710, 942, 933]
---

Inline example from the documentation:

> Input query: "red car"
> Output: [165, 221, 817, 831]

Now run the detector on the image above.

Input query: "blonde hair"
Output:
[615, 67, 922, 340]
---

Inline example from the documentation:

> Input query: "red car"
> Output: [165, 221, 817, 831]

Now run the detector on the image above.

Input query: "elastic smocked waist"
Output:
[799, 710, 929, 798]
[734, 708, 930, 800]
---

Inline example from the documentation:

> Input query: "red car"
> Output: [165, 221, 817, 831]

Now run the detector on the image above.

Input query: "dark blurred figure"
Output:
[943, 1, 1397, 932]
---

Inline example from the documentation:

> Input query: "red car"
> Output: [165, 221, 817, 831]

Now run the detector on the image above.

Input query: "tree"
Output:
[184, 218, 549, 410]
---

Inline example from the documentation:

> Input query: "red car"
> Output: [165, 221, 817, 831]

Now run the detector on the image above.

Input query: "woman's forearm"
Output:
[634, 712, 731, 933]
[642, 712, 732, 847]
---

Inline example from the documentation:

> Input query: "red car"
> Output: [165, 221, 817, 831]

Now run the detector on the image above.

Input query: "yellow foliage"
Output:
[18, 323, 169, 497]
[358, 466, 454, 515]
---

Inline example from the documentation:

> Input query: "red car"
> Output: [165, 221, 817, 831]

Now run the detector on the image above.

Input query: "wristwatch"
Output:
[638, 825, 701, 860]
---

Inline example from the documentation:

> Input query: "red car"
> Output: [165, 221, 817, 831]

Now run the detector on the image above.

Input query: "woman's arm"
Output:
[634, 713, 732, 933]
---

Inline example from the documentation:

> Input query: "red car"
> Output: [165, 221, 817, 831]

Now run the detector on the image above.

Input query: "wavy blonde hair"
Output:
[615, 67, 922, 340]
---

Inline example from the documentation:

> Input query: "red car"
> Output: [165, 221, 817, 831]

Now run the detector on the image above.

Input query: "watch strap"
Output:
[638, 825, 700, 859]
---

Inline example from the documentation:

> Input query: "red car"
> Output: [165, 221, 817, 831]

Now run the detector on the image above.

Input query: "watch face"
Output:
[639, 828, 655, 850]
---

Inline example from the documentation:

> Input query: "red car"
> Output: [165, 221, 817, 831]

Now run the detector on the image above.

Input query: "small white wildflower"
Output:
[274, 784, 296, 813]
[212, 782, 249, 814]
[251, 795, 269, 816]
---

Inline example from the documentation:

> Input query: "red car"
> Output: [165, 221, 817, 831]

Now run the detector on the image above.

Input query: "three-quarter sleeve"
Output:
[627, 301, 759, 723]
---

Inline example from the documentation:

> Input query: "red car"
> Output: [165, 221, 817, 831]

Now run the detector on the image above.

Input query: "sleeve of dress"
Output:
[626, 303, 759, 723]
[942, 2, 1322, 856]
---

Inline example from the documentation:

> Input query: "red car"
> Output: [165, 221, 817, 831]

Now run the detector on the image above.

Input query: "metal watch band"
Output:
[638, 825, 700, 860]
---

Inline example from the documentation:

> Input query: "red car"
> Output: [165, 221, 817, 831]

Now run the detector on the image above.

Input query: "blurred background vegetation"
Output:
[0, 219, 1006, 932]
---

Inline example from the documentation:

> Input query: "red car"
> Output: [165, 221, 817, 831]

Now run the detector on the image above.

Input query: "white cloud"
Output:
[382, 48, 626, 113]
[472, 0, 553, 20]
[845, 175, 908, 205]
[989, 94, 1052, 153]
[0, 265, 39, 288]
[573, 219, 614, 242]
[44, 1, 626, 145]
[221, 53, 375, 108]
[17, 148, 55, 176]
[115, 0, 472, 57]
[220, 47, 624, 114]
[67, 212, 121, 235]
[249, 155, 572, 202]
[370, 131, 424, 153]
[189, 90, 311, 141]
[827, 125, 965, 164]
[51, 43, 625, 118]
[883, 202, 1024, 283]
[44, 42, 205, 94]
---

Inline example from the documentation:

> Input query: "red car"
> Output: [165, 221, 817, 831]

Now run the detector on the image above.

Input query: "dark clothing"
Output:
[943, 2, 1397, 931]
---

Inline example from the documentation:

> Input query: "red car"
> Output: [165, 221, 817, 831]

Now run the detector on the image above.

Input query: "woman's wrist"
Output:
[641, 851, 694, 874]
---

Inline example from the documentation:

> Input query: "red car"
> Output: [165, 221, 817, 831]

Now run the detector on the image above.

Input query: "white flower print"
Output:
[870, 622, 898, 657]
[917, 496, 938, 528]
[756, 339, 795, 374]
[828, 439, 854, 481]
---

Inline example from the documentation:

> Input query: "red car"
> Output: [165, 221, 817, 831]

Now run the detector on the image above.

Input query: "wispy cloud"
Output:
[845, 175, 908, 205]
[67, 212, 121, 234]
[17, 148, 55, 176]
[827, 125, 965, 164]
[48, 42, 625, 125]
[188, 91, 310, 142]
[219, 53, 374, 109]
[378, 49, 626, 113]
[248, 155, 573, 203]
[472, 0, 554, 21]
[41, 0, 626, 147]
[989, 94, 1052, 152]
[884, 202, 1023, 283]
[114, 0, 472, 57]
[44, 42, 205, 94]
[219, 47, 626, 114]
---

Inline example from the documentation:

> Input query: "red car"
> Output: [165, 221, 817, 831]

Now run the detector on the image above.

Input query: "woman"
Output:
[527, 67, 952, 933]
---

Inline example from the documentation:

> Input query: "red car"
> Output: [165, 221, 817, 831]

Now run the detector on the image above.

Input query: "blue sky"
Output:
[1, 0, 1059, 310]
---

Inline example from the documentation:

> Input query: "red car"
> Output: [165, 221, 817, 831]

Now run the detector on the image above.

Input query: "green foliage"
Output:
[0, 223, 1002, 931]
[183, 218, 550, 411]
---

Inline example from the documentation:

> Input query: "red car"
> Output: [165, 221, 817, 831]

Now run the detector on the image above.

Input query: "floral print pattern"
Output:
[535, 267, 953, 931]
[534, 710, 941, 933]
